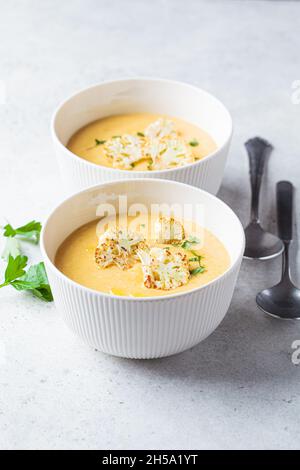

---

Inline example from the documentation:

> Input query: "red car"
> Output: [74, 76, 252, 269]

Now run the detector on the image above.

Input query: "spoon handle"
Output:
[245, 137, 273, 222]
[277, 181, 293, 242]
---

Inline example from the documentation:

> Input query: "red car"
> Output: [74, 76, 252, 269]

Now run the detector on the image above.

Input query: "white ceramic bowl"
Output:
[52, 78, 232, 195]
[41, 179, 244, 359]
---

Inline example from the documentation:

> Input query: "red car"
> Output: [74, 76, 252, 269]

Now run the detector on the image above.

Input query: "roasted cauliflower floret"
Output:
[145, 138, 193, 170]
[144, 118, 176, 140]
[104, 134, 143, 170]
[154, 216, 185, 244]
[137, 247, 190, 290]
[95, 228, 148, 270]
[102, 118, 196, 171]
[144, 119, 193, 170]
[157, 138, 194, 169]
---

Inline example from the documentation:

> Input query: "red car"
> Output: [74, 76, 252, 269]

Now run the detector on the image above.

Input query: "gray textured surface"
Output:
[0, 0, 300, 450]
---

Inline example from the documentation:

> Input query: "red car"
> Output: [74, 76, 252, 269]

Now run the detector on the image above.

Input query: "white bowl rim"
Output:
[41, 178, 245, 302]
[51, 77, 233, 175]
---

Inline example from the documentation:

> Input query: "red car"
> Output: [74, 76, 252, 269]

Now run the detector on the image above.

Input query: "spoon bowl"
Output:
[256, 181, 300, 320]
[244, 221, 284, 260]
[257, 283, 300, 320]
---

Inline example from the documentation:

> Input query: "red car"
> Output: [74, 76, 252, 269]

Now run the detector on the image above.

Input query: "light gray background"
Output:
[0, 0, 300, 450]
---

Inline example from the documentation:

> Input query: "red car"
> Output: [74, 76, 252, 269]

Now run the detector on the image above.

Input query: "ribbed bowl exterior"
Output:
[45, 259, 241, 359]
[54, 140, 230, 195]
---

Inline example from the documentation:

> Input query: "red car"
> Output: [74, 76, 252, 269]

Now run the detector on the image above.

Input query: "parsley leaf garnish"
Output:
[0, 255, 53, 302]
[189, 139, 199, 147]
[3, 220, 41, 244]
[1, 254, 28, 286]
[137, 132, 145, 137]
[1, 219, 53, 302]
[12, 262, 53, 302]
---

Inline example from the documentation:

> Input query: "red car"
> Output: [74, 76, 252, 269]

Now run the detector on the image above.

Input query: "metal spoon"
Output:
[244, 137, 284, 260]
[256, 181, 300, 320]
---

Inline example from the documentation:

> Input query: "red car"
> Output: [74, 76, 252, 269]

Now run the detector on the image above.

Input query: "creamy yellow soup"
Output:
[67, 113, 217, 171]
[55, 216, 230, 297]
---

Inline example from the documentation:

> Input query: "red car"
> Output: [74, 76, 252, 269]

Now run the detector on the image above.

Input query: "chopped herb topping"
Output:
[95, 139, 106, 146]
[137, 132, 145, 137]
[189, 139, 199, 147]
[188, 250, 205, 275]
[181, 235, 200, 250]
[190, 266, 205, 276]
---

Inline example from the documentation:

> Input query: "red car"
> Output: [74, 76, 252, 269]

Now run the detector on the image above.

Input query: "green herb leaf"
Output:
[191, 250, 202, 260]
[2, 237, 21, 260]
[112, 135, 121, 139]
[1, 255, 28, 286]
[2, 225, 14, 237]
[137, 132, 145, 137]
[189, 257, 199, 262]
[189, 139, 199, 147]
[3, 220, 42, 244]
[190, 266, 205, 276]
[12, 262, 53, 302]
[0, 256, 53, 302]
[181, 235, 200, 250]
[95, 139, 106, 146]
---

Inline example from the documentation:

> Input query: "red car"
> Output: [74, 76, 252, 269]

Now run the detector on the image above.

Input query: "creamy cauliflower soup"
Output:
[67, 113, 217, 171]
[55, 214, 230, 297]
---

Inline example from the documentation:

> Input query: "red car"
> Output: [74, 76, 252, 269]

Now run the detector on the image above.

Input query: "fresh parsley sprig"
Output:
[0, 219, 53, 302]
[0, 254, 28, 287]
[0, 255, 53, 302]
[12, 261, 53, 302]
[3, 220, 42, 244]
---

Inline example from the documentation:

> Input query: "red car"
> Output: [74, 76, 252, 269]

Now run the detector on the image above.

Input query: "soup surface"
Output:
[55, 215, 230, 297]
[67, 113, 217, 171]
